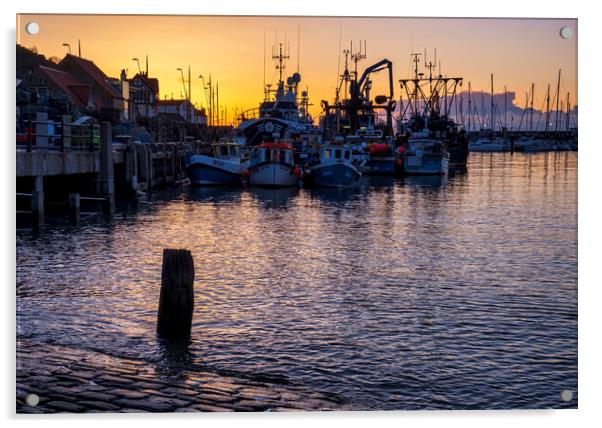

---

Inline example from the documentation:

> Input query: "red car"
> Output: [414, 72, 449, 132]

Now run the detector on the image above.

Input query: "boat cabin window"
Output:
[324, 149, 331, 159]
[251, 148, 262, 162]
[229, 146, 239, 157]
[344, 150, 351, 160]
[219, 145, 229, 157]
[334, 149, 342, 159]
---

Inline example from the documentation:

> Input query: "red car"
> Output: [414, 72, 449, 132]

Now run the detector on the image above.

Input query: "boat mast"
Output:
[468, 81, 472, 134]
[504, 84, 507, 131]
[566, 92, 571, 131]
[554, 69, 561, 133]
[530, 83, 534, 133]
[490, 73, 494, 135]
[545, 84, 551, 134]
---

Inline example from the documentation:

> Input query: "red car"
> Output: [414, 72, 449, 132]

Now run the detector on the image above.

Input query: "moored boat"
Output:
[185, 141, 244, 186]
[468, 137, 510, 152]
[247, 141, 300, 187]
[309, 144, 361, 187]
[404, 137, 450, 175]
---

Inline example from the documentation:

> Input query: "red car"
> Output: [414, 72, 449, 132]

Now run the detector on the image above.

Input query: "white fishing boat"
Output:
[404, 136, 450, 175]
[247, 141, 300, 187]
[185, 140, 244, 186]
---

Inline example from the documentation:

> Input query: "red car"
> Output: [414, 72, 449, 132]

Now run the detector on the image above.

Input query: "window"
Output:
[344, 150, 351, 160]
[324, 149, 331, 159]
[335, 149, 342, 159]
[220, 146, 229, 156]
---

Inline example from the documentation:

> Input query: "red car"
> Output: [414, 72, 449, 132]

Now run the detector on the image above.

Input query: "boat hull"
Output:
[249, 162, 298, 187]
[186, 162, 242, 186]
[311, 162, 360, 188]
[404, 155, 449, 175]
[362, 155, 397, 175]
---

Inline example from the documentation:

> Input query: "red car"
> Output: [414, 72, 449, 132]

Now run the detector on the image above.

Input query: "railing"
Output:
[16, 119, 101, 152]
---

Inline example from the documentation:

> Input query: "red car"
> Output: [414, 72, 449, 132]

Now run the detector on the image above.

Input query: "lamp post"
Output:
[62, 43, 71, 54]
[177, 67, 190, 122]
[199, 75, 212, 127]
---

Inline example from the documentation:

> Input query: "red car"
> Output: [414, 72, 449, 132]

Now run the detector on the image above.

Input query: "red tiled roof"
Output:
[60, 54, 122, 99]
[38, 65, 103, 108]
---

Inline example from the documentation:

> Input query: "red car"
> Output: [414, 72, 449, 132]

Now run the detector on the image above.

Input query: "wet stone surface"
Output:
[16, 339, 350, 413]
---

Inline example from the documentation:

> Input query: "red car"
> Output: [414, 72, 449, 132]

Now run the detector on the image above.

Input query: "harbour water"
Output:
[16, 152, 578, 410]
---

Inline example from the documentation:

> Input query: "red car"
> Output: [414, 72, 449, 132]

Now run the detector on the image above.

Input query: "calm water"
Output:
[16, 152, 578, 410]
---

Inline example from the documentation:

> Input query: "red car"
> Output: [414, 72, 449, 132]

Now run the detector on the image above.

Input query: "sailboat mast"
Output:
[545, 84, 551, 133]
[504, 84, 507, 131]
[555, 69, 561, 132]
[490, 73, 494, 134]
[530, 83, 534, 132]
[468, 81, 472, 133]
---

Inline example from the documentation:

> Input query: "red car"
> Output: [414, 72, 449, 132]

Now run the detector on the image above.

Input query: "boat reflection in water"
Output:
[250, 186, 299, 209]
[404, 174, 449, 188]
[187, 186, 243, 204]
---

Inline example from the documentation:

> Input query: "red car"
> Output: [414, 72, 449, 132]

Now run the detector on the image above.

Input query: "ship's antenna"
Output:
[297, 24, 300, 73]
[263, 28, 266, 95]
[272, 42, 290, 85]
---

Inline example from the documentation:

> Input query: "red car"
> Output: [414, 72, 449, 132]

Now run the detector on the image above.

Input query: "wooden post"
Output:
[157, 249, 195, 338]
[69, 193, 80, 222]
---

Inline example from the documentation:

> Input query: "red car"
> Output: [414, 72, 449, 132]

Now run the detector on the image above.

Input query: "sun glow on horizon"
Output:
[18, 14, 577, 125]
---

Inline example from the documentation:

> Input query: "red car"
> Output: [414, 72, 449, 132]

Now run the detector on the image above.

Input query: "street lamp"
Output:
[62, 43, 71, 54]
[177, 67, 190, 121]
[132, 58, 141, 74]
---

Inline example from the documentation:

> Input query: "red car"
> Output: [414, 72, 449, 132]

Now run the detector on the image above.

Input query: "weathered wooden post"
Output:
[69, 193, 80, 222]
[157, 249, 195, 338]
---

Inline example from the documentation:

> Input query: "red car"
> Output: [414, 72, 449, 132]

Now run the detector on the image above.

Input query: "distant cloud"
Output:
[398, 90, 578, 131]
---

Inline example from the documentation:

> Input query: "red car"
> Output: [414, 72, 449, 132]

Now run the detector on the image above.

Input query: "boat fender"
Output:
[293, 166, 301, 176]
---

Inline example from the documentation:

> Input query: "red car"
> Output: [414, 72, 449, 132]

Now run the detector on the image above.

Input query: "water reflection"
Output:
[250, 186, 299, 209]
[188, 186, 243, 204]
[155, 336, 193, 381]
[404, 174, 449, 188]
[16, 153, 578, 410]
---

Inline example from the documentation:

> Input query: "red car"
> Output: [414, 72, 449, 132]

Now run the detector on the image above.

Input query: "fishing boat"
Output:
[320, 42, 398, 175]
[404, 133, 450, 175]
[237, 43, 323, 149]
[398, 53, 468, 172]
[185, 140, 244, 186]
[308, 144, 361, 187]
[247, 141, 300, 187]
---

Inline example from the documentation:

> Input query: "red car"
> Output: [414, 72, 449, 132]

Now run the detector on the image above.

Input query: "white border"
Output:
[3, 1, 600, 427]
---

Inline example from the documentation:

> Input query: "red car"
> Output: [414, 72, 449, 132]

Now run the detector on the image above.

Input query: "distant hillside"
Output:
[16, 44, 58, 80]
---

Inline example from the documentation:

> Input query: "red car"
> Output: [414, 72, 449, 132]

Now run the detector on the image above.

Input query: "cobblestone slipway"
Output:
[16, 339, 351, 413]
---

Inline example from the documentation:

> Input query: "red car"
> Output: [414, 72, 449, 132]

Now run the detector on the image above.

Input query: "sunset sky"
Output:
[17, 14, 577, 123]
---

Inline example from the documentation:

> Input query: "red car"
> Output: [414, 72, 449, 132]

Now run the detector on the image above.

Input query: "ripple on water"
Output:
[16, 152, 577, 410]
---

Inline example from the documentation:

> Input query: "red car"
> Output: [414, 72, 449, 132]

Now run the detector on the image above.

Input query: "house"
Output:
[129, 72, 159, 119]
[194, 108, 207, 126]
[157, 99, 196, 123]
[20, 65, 98, 117]
[58, 54, 126, 117]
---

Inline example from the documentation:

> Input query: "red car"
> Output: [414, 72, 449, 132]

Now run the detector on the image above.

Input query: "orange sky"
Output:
[17, 14, 577, 124]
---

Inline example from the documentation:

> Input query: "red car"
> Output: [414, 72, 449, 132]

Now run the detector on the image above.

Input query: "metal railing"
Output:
[16, 119, 101, 152]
